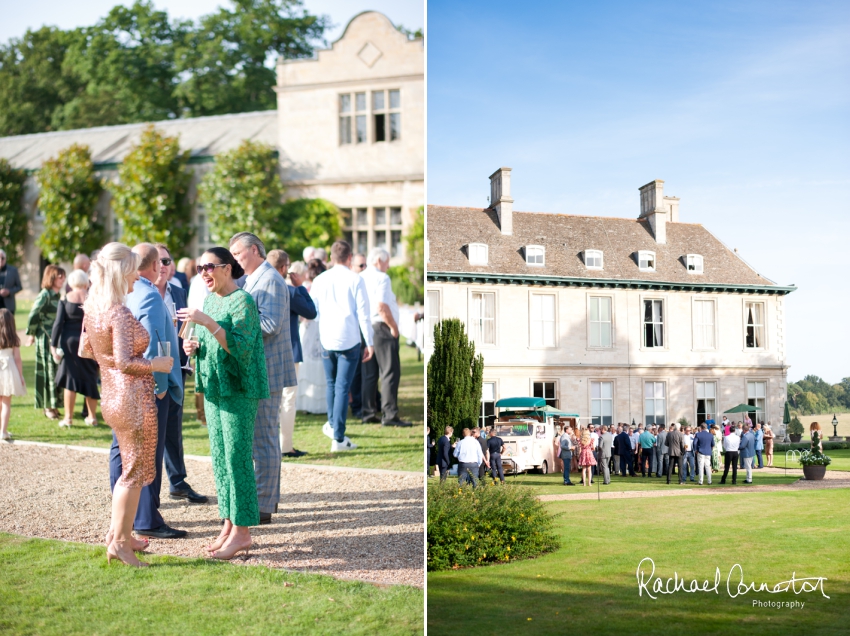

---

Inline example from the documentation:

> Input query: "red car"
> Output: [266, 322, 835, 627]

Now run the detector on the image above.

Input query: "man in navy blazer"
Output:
[154, 244, 207, 504]
[739, 427, 756, 484]
[437, 426, 454, 481]
[114, 244, 187, 539]
[616, 428, 633, 478]
[267, 250, 317, 458]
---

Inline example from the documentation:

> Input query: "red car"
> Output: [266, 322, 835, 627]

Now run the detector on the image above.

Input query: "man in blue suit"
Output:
[739, 426, 756, 484]
[111, 243, 186, 539]
[267, 250, 317, 458]
[230, 233, 297, 525]
[154, 244, 207, 504]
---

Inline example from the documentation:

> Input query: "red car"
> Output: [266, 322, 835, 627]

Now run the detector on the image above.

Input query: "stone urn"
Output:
[803, 465, 826, 481]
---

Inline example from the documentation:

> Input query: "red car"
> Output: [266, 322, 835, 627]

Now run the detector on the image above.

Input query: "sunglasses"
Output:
[197, 263, 228, 274]
[356, 263, 366, 270]
[160, 258, 173, 266]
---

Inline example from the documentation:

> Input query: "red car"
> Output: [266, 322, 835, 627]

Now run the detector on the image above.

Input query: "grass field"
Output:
[427, 489, 850, 635]
[11, 301, 424, 472]
[488, 470, 802, 495]
[0, 533, 423, 636]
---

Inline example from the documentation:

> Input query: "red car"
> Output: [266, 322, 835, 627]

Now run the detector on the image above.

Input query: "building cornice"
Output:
[426, 271, 796, 296]
[283, 173, 423, 186]
[274, 73, 424, 93]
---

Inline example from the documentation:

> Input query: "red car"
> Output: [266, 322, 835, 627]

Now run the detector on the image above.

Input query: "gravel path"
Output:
[539, 468, 850, 502]
[0, 442, 424, 587]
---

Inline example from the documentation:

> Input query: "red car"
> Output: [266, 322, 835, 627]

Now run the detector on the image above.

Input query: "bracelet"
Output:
[211, 325, 222, 337]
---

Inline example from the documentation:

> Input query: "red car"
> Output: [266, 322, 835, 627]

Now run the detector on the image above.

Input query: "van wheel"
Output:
[540, 461, 549, 475]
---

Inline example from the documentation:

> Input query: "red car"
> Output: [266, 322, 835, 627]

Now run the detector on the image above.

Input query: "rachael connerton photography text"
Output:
[636, 558, 829, 600]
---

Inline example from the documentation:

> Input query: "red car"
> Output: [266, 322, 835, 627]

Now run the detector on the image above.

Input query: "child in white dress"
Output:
[0, 308, 26, 441]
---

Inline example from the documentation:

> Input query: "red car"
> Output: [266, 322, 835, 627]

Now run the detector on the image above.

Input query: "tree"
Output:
[427, 319, 484, 439]
[274, 198, 341, 258]
[0, 27, 85, 136]
[0, 159, 28, 263]
[174, 0, 328, 117]
[198, 140, 284, 245]
[54, 1, 184, 130]
[112, 126, 192, 254]
[36, 144, 104, 262]
[387, 206, 424, 304]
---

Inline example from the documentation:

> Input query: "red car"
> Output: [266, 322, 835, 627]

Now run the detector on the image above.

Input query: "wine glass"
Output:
[181, 325, 198, 373]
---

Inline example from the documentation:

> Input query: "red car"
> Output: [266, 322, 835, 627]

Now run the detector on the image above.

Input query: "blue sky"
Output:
[428, 0, 850, 384]
[0, 0, 422, 45]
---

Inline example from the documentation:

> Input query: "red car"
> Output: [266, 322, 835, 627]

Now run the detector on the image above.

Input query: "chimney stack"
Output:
[489, 167, 513, 235]
[638, 179, 667, 244]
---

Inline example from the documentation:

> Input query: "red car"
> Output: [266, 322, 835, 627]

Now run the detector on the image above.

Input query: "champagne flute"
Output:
[181, 325, 197, 372]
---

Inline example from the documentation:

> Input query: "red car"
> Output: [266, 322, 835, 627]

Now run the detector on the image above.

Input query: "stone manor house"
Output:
[0, 11, 423, 297]
[426, 168, 795, 432]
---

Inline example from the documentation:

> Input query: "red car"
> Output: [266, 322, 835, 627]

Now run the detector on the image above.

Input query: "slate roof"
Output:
[427, 206, 786, 290]
[0, 110, 277, 171]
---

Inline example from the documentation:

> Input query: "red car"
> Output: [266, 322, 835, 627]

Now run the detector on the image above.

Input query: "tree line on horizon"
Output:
[788, 375, 850, 416]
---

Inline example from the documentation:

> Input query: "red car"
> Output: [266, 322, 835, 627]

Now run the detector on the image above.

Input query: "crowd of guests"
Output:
[1, 235, 412, 566]
[430, 414, 779, 489]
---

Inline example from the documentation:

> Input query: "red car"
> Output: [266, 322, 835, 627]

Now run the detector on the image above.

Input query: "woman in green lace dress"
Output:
[179, 247, 269, 560]
[711, 425, 722, 472]
[25, 265, 65, 420]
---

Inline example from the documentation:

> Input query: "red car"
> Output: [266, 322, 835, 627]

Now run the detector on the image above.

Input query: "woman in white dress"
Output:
[294, 260, 327, 414]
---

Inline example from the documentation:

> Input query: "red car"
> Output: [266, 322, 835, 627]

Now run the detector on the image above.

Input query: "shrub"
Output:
[274, 197, 341, 258]
[787, 417, 804, 436]
[0, 158, 28, 263]
[198, 140, 284, 246]
[677, 416, 691, 428]
[798, 450, 832, 467]
[388, 264, 420, 305]
[37, 144, 104, 262]
[112, 126, 193, 255]
[427, 481, 559, 572]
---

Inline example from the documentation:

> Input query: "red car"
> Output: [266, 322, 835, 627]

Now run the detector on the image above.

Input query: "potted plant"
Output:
[799, 434, 831, 481]
[787, 417, 804, 443]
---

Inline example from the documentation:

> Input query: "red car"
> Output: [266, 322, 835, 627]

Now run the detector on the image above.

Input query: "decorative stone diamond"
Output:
[357, 41, 383, 68]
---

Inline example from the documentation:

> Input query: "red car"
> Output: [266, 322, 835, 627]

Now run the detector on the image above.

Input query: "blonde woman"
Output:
[80, 243, 173, 567]
[578, 429, 597, 486]
[764, 422, 775, 467]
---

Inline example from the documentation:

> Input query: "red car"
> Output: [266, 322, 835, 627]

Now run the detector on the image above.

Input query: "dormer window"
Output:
[468, 243, 489, 265]
[584, 249, 603, 270]
[526, 245, 545, 266]
[686, 254, 704, 274]
[638, 250, 656, 272]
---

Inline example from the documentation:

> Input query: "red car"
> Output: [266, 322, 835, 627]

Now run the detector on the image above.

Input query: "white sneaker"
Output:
[322, 421, 334, 439]
[331, 437, 358, 452]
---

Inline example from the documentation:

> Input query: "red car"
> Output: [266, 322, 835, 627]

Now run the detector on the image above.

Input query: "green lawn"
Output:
[0, 533, 423, 636]
[12, 301, 424, 472]
[489, 470, 802, 495]
[428, 489, 850, 635]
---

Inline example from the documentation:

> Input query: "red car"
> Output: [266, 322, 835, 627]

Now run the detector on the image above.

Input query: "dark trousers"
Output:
[439, 464, 450, 482]
[478, 459, 487, 479]
[562, 453, 573, 483]
[458, 462, 479, 487]
[164, 388, 188, 492]
[619, 453, 633, 478]
[350, 357, 363, 416]
[640, 450, 653, 476]
[721, 451, 739, 483]
[490, 453, 504, 482]
[755, 449, 763, 468]
[371, 323, 401, 422]
[667, 455, 684, 483]
[110, 393, 169, 531]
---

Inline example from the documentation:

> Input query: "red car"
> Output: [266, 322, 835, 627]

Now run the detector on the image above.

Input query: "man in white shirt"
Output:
[359, 248, 411, 428]
[453, 428, 486, 487]
[312, 241, 374, 451]
[720, 427, 741, 485]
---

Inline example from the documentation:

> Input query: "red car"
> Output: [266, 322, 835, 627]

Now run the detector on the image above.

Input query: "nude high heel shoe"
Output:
[209, 541, 252, 561]
[106, 540, 149, 567]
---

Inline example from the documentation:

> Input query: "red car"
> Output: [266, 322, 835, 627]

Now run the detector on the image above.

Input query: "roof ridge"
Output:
[428, 205, 704, 226]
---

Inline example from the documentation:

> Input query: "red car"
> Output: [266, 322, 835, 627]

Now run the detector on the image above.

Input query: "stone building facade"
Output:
[0, 11, 422, 298]
[426, 168, 795, 433]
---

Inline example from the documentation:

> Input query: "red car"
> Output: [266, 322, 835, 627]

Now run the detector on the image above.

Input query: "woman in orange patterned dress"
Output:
[81, 243, 173, 567]
[578, 430, 597, 487]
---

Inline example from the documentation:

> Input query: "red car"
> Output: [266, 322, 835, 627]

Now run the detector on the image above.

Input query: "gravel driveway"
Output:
[0, 442, 424, 587]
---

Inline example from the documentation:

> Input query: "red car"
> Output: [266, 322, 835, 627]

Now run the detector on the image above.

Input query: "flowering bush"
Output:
[427, 480, 559, 571]
[798, 450, 831, 466]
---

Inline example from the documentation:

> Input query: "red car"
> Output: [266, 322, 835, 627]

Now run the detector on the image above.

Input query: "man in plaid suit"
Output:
[230, 232, 297, 525]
